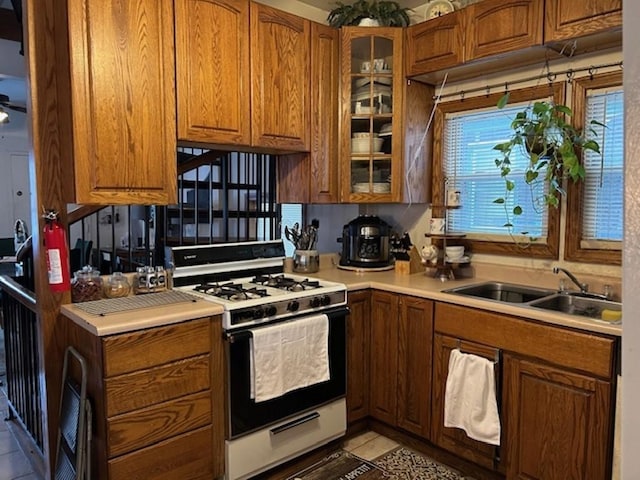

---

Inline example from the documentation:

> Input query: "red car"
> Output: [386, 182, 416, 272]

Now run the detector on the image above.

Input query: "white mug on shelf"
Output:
[447, 188, 462, 207]
[361, 61, 371, 73]
[429, 217, 446, 235]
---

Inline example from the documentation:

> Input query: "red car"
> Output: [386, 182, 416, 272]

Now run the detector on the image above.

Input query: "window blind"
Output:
[582, 87, 624, 243]
[280, 204, 303, 256]
[444, 104, 548, 238]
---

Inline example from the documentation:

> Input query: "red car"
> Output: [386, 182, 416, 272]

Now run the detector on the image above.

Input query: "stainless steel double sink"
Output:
[443, 281, 622, 323]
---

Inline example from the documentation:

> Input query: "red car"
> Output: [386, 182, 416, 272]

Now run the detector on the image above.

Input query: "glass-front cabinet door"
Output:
[340, 28, 404, 202]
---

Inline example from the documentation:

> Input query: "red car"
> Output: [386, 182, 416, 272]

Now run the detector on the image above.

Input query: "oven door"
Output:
[225, 306, 347, 438]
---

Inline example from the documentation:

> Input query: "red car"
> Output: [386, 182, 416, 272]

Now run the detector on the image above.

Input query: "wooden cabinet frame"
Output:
[369, 291, 433, 438]
[433, 302, 617, 478]
[67, 0, 177, 205]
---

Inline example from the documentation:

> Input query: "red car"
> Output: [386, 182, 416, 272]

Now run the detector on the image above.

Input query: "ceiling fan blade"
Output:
[3, 103, 27, 113]
[0, 93, 27, 113]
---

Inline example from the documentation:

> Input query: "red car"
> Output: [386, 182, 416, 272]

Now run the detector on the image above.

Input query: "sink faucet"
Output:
[552, 267, 589, 294]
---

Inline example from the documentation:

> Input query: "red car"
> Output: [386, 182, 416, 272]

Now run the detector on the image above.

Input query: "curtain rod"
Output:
[432, 61, 623, 101]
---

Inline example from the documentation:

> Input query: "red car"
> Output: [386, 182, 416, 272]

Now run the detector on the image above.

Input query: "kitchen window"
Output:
[433, 83, 565, 258]
[443, 104, 550, 239]
[565, 72, 623, 264]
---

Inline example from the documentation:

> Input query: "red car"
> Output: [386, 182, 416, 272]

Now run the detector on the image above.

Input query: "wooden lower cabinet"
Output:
[347, 290, 371, 423]
[64, 316, 225, 480]
[369, 291, 399, 425]
[433, 302, 617, 479]
[504, 354, 613, 480]
[369, 291, 433, 438]
[431, 334, 503, 472]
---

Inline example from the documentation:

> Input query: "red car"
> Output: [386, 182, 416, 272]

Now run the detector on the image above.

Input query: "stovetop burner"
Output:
[251, 274, 321, 292]
[194, 282, 269, 301]
[169, 241, 347, 330]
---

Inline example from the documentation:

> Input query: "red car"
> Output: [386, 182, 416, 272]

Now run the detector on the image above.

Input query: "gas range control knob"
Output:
[265, 305, 277, 317]
[310, 297, 321, 308]
[320, 295, 331, 306]
[287, 300, 300, 312]
[252, 308, 265, 319]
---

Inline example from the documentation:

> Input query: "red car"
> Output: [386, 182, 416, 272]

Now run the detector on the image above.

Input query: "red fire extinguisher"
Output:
[43, 210, 71, 292]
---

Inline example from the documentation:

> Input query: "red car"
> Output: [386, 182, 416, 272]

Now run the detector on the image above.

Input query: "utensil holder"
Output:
[292, 249, 319, 273]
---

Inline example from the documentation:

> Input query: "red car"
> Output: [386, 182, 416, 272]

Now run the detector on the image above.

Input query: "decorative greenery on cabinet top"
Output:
[328, 0, 411, 27]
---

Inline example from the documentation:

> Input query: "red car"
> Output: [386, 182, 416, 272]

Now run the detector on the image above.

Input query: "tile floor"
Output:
[0, 379, 42, 479]
[342, 430, 400, 461]
[0, 326, 42, 480]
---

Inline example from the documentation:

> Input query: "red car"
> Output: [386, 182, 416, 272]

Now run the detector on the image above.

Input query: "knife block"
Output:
[395, 246, 423, 275]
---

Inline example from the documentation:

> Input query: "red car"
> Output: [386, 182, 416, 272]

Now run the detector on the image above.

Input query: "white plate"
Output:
[446, 255, 470, 264]
[373, 183, 391, 193]
[360, 68, 392, 74]
[352, 88, 392, 102]
[352, 182, 390, 193]
[353, 76, 393, 88]
[355, 84, 391, 94]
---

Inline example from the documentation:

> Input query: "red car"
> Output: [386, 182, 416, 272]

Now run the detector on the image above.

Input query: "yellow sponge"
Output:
[601, 309, 622, 322]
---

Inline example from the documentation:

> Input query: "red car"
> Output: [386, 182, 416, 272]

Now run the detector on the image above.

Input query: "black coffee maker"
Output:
[337, 215, 391, 268]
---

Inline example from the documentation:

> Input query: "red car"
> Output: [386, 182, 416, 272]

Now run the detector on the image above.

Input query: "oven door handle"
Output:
[269, 411, 320, 435]
[225, 330, 251, 343]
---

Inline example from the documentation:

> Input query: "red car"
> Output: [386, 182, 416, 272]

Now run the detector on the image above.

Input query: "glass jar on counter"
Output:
[103, 271, 131, 298]
[71, 266, 103, 303]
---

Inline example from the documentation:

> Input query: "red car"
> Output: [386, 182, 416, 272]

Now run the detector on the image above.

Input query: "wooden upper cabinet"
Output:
[175, 0, 250, 146]
[340, 27, 432, 204]
[309, 22, 340, 203]
[466, 0, 543, 61]
[66, 0, 177, 205]
[405, 10, 465, 76]
[250, 2, 310, 152]
[277, 22, 340, 204]
[544, 0, 622, 42]
[406, 0, 543, 78]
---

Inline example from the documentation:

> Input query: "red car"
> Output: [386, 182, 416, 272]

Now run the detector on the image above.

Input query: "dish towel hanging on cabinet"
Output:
[249, 314, 330, 402]
[444, 348, 501, 446]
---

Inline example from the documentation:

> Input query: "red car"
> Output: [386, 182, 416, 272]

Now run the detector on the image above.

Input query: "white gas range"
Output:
[166, 240, 348, 480]
[168, 240, 347, 331]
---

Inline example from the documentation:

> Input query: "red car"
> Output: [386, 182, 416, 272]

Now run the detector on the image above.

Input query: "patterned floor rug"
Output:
[374, 447, 467, 480]
[287, 450, 390, 480]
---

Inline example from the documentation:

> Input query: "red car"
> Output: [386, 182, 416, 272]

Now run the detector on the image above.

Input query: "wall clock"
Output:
[425, 0, 455, 19]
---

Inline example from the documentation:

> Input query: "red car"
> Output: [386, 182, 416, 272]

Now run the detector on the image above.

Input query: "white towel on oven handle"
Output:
[249, 314, 330, 402]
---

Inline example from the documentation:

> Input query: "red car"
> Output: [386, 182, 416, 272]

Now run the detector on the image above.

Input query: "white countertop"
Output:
[61, 297, 224, 336]
[61, 259, 622, 338]
[305, 260, 622, 337]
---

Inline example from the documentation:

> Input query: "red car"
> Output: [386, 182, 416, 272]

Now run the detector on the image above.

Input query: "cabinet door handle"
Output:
[270, 411, 320, 435]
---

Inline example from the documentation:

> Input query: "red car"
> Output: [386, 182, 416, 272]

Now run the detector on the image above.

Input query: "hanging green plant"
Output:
[327, 0, 412, 28]
[492, 93, 604, 241]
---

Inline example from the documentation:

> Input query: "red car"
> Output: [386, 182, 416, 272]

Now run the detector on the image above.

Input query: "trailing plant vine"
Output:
[492, 92, 604, 243]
